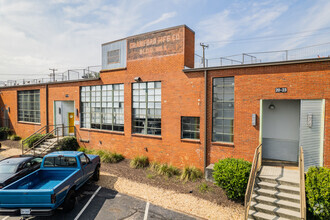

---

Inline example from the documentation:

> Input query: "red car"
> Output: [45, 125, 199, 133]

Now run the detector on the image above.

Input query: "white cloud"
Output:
[277, 0, 330, 51]
[138, 12, 177, 32]
[0, 0, 152, 80]
[196, 1, 289, 50]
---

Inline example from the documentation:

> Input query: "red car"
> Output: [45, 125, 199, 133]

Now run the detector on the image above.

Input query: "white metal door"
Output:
[299, 100, 325, 171]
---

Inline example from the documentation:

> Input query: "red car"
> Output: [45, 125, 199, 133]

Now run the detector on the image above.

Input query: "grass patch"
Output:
[130, 155, 149, 168]
[198, 182, 212, 193]
[146, 173, 155, 179]
[181, 166, 203, 182]
[157, 164, 180, 177]
[149, 162, 180, 177]
[78, 147, 95, 154]
[9, 134, 21, 141]
[101, 152, 124, 163]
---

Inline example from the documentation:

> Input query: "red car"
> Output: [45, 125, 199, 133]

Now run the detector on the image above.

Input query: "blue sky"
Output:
[0, 0, 330, 80]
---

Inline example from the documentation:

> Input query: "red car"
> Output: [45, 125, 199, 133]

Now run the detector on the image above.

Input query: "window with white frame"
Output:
[80, 84, 124, 131]
[18, 90, 40, 123]
[212, 77, 234, 143]
[132, 81, 161, 135]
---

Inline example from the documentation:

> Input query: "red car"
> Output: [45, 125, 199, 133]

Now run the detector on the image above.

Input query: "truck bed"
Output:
[5, 169, 76, 190]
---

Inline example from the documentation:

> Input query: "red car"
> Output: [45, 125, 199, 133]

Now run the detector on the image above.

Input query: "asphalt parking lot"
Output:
[0, 181, 196, 220]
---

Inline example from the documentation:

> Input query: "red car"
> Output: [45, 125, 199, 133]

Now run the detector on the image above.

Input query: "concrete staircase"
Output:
[248, 166, 301, 220]
[33, 137, 61, 155]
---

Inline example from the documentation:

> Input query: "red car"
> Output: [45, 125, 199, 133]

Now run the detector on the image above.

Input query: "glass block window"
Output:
[18, 90, 40, 123]
[181, 117, 200, 139]
[212, 77, 234, 143]
[107, 49, 120, 64]
[80, 84, 124, 131]
[132, 81, 161, 136]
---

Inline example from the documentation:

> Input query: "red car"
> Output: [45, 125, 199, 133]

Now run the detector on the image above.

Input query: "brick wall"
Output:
[205, 61, 330, 168]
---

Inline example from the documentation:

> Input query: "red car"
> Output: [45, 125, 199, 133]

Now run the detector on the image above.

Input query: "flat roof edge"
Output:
[0, 78, 101, 89]
[183, 57, 330, 73]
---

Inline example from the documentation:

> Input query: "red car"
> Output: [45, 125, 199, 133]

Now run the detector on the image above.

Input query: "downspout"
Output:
[46, 84, 49, 133]
[204, 69, 208, 174]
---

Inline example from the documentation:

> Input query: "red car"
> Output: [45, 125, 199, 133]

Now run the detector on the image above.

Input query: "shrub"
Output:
[0, 127, 10, 140]
[101, 152, 124, 163]
[181, 166, 203, 182]
[9, 134, 21, 141]
[149, 162, 161, 172]
[156, 164, 180, 177]
[306, 166, 330, 219]
[25, 134, 44, 148]
[130, 155, 149, 168]
[57, 137, 79, 151]
[213, 158, 251, 200]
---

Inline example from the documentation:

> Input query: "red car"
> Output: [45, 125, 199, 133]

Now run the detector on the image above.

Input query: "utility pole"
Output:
[200, 43, 209, 68]
[49, 68, 57, 82]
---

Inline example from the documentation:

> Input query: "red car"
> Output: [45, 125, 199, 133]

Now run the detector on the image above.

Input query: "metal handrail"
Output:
[23, 125, 76, 155]
[21, 124, 63, 154]
[21, 125, 48, 154]
[244, 144, 263, 219]
[299, 146, 306, 219]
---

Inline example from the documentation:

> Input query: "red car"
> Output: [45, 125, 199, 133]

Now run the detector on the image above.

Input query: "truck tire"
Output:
[63, 190, 76, 212]
[93, 165, 100, 181]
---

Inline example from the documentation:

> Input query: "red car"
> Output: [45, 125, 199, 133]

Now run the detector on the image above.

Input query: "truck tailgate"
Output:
[0, 190, 54, 208]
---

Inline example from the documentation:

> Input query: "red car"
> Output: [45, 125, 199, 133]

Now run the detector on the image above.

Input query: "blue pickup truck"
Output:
[0, 151, 100, 216]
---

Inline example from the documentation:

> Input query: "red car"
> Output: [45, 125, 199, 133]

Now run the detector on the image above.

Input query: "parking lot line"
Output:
[74, 186, 101, 220]
[1, 216, 9, 220]
[143, 201, 150, 220]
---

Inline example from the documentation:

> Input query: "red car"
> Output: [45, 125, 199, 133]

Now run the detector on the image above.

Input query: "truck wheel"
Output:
[93, 165, 100, 181]
[63, 190, 76, 212]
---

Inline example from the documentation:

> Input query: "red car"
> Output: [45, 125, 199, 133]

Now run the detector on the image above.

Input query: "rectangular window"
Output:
[212, 77, 234, 143]
[132, 81, 161, 136]
[18, 90, 40, 123]
[107, 49, 120, 64]
[80, 84, 124, 131]
[181, 117, 200, 139]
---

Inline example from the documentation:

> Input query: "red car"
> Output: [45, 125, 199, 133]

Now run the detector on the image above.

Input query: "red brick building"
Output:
[0, 25, 329, 171]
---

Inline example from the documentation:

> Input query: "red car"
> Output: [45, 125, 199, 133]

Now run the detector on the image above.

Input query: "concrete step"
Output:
[205, 164, 215, 183]
[250, 202, 301, 220]
[254, 188, 300, 203]
[256, 181, 300, 195]
[257, 176, 299, 187]
[252, 194, 300, 212]
[248, 209, 290, 220]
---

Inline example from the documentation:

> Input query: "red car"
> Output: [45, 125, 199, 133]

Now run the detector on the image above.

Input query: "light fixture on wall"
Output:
[134, 77, 141, 82]
[268, 103, 276, 110]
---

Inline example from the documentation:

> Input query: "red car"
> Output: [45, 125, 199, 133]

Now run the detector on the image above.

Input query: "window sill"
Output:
[17, 121, 41, 126]
[181, 139, 201, 144]
[131, 134, 162, 140]
[211, 142, 234, 147]
[79, 128, 125, 135]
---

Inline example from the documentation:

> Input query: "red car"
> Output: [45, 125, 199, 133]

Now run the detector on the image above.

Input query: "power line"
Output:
[203, 26, 330, 44]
